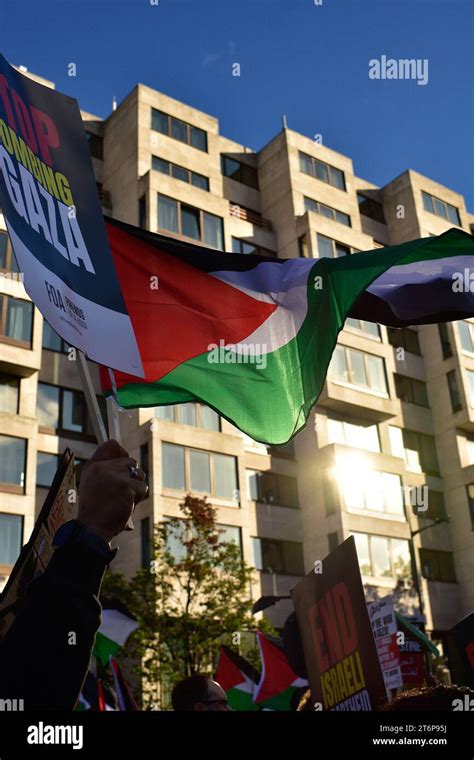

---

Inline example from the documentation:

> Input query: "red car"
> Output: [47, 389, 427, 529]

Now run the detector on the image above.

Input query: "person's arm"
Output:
[0, 440, 148, 711]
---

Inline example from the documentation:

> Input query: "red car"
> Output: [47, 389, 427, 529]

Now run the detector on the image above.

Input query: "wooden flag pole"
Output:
[77, 351, 134, 530]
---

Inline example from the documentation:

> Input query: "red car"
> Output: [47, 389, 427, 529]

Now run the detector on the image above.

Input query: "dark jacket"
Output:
[0, 543, 108, 710]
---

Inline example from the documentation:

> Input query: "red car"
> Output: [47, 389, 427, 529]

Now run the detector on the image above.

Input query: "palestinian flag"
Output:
[109, 656, 140, 711]
[100, 218, 474, 444]
[254, 631, 307, 711]
[214, 645, 260, 711]
[76, 671, 117, 711]
[92, 600, 138, 666]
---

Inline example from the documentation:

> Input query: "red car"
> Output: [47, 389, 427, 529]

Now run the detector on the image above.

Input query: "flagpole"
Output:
[76, 351, 134, 530]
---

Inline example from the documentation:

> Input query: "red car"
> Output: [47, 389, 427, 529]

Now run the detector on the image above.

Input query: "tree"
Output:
[102, 494, 274, 709]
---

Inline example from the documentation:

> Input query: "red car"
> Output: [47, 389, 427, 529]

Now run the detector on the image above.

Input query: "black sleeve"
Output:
[0, 543, 108, 710]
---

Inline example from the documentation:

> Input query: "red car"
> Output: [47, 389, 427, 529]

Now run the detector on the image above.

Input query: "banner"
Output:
[0, 55, 143, 376]
[398, 616, 426, 687]
[368, 596, 403, 692]
[0, 450, 76, 639]
[448, 613, 474, 688]
[291, 536, 386, 711]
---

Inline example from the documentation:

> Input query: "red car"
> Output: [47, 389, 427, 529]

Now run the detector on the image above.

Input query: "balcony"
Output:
[318, 377, 399, 423]
[229, 202, 272, 231]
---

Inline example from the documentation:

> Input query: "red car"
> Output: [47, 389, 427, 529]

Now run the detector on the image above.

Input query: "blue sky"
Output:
[2, 0, 473, 208]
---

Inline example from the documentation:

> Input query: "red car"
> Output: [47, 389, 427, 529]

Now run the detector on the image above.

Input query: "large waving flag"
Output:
[214, 645, 260, 711]
[254, 631, 307, 710]
[100, 218, 474, 444]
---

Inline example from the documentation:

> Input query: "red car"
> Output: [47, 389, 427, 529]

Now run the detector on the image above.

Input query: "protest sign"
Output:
[0, 54, 143, 375]
[368, 596, 403, 692]
[0, 450, 76, 639]
[291, 536, 386, 711]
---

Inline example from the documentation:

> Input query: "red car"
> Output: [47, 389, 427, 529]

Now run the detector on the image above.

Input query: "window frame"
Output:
[0, 294, 34, 348]
[152, 156, 209, 192]
[246, 469, 299, 509]
[0, 435, 27, 494]
[221, 155, 259, 190]
[394, 373, 430, 408]
[0, 512, 24, 571]
[353, 531, 412, 582]
[419, 547, 457, 583]
[421, 191, 460, 225]
[0, 372, 20, 414]
[387, 327, 421, 356]
[304, 196, 351, 227]
[155, 402, 221, 432]
[151, 108, 208, 152]
[252, 536, 305, 575]
[0, 231, 20, 274]
[330, 344, 389, 396]
[299, 151, 346, 191]
[161, 442, 239, 503]
[157, 193, 224, 249]
[37, 382, 105, 440]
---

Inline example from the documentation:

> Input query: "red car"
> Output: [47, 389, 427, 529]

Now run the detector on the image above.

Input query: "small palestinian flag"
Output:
[92, 600, 138, 666]
[76, 671, 117, 711]
[215, 645, 260, 711]
[254, 631, 307, 711]
[100, 219, 474, 445]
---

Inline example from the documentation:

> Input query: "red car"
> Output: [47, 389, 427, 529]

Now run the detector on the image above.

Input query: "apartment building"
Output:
[1, 71, 473, 665]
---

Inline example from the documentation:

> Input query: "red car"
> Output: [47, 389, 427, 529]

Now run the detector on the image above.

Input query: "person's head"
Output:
[171, 675, 230, 711]
[380, 684, 474, 711]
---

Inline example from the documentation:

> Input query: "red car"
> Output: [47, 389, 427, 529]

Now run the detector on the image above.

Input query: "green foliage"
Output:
[101, 494, 273, 709]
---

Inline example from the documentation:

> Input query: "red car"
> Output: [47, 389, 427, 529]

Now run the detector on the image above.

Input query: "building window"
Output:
[328, 532, 339, 553]
[246, 470, 299, 508]
[141, 517, 152, 569]
[438, 323, 453, 359]
[157, 194, 223, 249]
[86, 131, 103, 160]
[251, 537, 305, 575]
[447, 370, 463, 412]
[152, 156, 209, 191]
[0, 373, 19, 414]
[0, 231, 19, 273]
[161, 443, 238, 501]
[0, 513, 23, 567]
[466, 485, 474, 530]
[344, 318, 380, 339]
[140, 442, 150, 486]
[0, 295, 33, 347]
[231, 237, 273, 257]
[458, 321, 474, 354]
[387, 327, 421, 355]
[327, 417, 380, 452]
[218, 523, 242, 556]
[299, 151, 346, 191]
[402, 430, 440, 476]
[341, 470, 404, 516]
[353, 532, 411, 581]
[317, 234, 351, 258]
[138, 194, 147, 229]
[418, 490, 447, 522]
[421, 192, 460, 225]
[221, 156, 259, 189]
[151, 108, 208, 152]
[37, 383, 105, 437]
[304, 196, 350, 227]
[394, 374, 429, 407]
[0, 435, 26, 492]
[36, 452, 60, 488]
[357, 193, 386, 224]
[155, 403, 220, 432]
[329, 345, 388, 395]
[419, 548, 456, 583]
[42, 321, 69, 353]
[466, 369, 474, 408]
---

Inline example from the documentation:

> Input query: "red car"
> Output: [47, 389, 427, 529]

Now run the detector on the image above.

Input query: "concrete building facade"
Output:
[0, 71, 473, 664]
